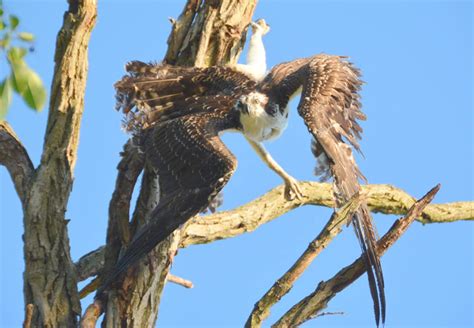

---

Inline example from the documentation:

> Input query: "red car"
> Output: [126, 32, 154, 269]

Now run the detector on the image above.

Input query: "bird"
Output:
[103, 19, 385, 326]
[235, 18, 271, 80]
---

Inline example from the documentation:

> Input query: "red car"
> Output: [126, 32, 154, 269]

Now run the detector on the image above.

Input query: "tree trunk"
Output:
[22, 0, 97, 327]
[101, 0, 257, 326]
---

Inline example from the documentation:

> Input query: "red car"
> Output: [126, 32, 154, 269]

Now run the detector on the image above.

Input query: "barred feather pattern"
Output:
[263, 54, 385, 326]
[115, 61, 256, 133]
[300, 55, 384, 326]
[111, 55, 385, 325]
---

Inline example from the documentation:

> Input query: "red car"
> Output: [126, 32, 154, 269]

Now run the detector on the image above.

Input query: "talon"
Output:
[284, 177, 303, 201]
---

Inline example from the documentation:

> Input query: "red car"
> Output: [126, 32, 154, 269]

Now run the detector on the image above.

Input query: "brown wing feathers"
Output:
[265, 54, 385, 325]
[298, 55, 385, 326]
[115, 61, 255, 132]
[99, 110, 238, 294]
[112, 56, 385, 325]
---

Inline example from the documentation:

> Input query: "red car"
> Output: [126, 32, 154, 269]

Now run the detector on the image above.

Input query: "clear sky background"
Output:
[1, 1, 473, 327]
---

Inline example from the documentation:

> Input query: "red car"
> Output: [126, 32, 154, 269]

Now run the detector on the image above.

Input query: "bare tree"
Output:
[0, 0, 472, 327]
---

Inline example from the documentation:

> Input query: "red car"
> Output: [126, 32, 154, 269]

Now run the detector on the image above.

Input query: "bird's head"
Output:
[250, 19, 270, 36]
[235, 92, 269, 116]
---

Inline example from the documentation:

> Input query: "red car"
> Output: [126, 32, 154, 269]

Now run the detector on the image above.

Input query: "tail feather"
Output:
[97, 209, 184, 295]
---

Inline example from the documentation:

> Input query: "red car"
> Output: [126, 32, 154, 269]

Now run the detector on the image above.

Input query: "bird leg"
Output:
[246, 137, 303, 200]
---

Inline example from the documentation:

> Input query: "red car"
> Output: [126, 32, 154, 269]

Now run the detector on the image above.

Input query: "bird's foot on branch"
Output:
[284, 176, 303, 201]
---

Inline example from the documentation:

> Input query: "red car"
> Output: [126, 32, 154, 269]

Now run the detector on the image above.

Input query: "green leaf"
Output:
[9, 15, 19, 30]
[0, 78, 12, 120]
[1, 33, 10, 48]
[7, 46, 27, 63]
[21, 69, 46, 111]
[18, 32, 34, 42]
[10, 58, 29, 94]
[0, 20, 4, 31]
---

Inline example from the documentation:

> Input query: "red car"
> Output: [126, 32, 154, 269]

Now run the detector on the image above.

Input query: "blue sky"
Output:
[1, 1, 473, 327]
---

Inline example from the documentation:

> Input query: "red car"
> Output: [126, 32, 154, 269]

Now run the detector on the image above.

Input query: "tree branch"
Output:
[75, 246, 105, 281]
[180, 182, 472, 247]
[0, 121, 34, 204]
[101, 138, 145, 286]
[245, 192, 364, 327]
[22, 0, 97, 326]
[74, 182, 471, 283]
[80, 299, 102, 328]
[272, 185, 441, 327]
[167, 273, 194, 289]
[164, 0, 200, 64]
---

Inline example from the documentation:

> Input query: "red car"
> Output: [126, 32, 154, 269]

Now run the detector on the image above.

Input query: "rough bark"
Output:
[99, 1, 258, 326]
[164, 0, 257, 67]
[1, 0, 97, 325]
[0, 122, 34, 204]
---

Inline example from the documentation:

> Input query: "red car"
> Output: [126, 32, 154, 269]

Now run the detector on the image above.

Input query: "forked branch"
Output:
[272, 184, 441, 327]
[245, 192, 365, 327]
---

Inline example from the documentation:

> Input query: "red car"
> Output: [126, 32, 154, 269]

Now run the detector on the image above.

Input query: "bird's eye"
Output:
[239, 101, 249, 114]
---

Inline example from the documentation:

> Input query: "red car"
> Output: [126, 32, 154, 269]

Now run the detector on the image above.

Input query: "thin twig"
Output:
[301, 310, 345, 325]
[272, 184, 441, 327]
[167, 273, 194, 289]
[245, 192, 364, 327]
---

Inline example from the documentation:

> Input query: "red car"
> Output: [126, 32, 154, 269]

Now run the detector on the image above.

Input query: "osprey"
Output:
[106, 19, 385, 326]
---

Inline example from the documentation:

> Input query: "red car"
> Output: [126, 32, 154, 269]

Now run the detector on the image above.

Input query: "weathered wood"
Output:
[75, 182, 473, 283]
[166, 0, 257, 67]
[272, 185, 440, 327]
[0, 122, 34, 204]
[245, 193, 365, 327]
[21, 0, 97, 326]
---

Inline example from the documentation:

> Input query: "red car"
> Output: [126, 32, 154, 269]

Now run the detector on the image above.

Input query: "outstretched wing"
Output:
[115, 61, 255, 132]
[100, 109, 238, 292]
[262, 54, 385, 326]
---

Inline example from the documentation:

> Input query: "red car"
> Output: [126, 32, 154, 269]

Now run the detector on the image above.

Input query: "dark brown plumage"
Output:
[106, 55, 385, 326]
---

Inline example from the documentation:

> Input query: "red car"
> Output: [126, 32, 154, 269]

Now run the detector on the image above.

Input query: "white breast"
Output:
[239, 92, 288, 142]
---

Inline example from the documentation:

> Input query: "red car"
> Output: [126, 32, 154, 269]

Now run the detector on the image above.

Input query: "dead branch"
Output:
[245, 192, 364, 327]
[74, 182, 472, 283]
[167, 273, 194, 289]
[80, 299, 102, 328]
[0, 122, 34, 204]
[75, 246, 105, 281]
[164, 0, 200, 64]
[180, 182, 472, 248]
[272, 184, 440, 327]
